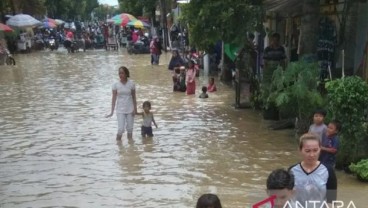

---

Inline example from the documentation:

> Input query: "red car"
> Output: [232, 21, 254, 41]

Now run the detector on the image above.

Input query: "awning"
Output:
[264, 0, 303, 13]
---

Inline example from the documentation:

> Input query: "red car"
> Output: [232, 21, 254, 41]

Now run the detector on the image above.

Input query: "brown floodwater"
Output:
[0, 49, 367, 208]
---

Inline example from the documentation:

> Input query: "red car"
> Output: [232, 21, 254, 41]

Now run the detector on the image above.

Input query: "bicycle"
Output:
[0, 49, 16, 65]
[5, 52, 15, 65]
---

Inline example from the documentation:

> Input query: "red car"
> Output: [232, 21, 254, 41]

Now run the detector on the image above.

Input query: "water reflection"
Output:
[0, 50, 367, 207]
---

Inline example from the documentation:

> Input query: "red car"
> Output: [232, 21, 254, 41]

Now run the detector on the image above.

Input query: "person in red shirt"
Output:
[66, 30, 74, 41]
[150, 37, 159, 65]
[207, 77, 217, 92]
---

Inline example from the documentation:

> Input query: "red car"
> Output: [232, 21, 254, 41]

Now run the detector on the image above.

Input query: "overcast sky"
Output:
[98, 0, 118, 6]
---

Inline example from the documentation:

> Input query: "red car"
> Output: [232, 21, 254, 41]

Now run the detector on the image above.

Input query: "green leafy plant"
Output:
[266, 61, 324, 132]
[181, 0, 263, 51]
[349, 159, 368, 182]
[326, 76, 368, 168]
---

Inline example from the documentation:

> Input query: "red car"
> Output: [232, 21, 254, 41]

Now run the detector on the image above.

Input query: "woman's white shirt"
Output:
[112, 80, 135, 114]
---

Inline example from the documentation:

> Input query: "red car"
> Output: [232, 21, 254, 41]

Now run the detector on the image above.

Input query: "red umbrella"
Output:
[0, 23, 13, 32]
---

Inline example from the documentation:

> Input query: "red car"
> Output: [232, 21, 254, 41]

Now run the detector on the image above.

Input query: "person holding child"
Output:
[319, 120, 341, 168]
[173, 66, 186, 92]
[289, 133, 337, 208]
[106, 66, 137, 140]
[136, 101, 157, 137]
[186, 60, 196, 95]
[168, 50, 184, 71]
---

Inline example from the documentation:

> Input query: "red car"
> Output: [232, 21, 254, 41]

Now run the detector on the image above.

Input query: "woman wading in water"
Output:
[106, 66, 137, 140]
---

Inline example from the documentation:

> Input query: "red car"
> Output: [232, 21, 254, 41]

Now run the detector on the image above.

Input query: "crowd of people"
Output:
[105, 62, 340, 207]
[168, 50, 217, 98]
[103, 27, 342, 206]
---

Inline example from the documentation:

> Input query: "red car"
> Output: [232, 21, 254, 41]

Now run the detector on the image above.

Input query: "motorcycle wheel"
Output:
[6, 57, 16, 65]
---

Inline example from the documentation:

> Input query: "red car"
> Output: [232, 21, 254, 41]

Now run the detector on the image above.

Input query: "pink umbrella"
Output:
[0, 23, 13, 32]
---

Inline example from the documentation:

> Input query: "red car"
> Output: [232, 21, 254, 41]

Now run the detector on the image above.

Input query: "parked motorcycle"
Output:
[127, 36, 150, 54]
[64, 40, 79, 53]
[48, 37, 59, 51]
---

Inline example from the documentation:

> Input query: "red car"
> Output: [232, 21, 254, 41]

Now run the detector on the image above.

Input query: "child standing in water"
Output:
[186, 60, 196, 95]
[308, 109, 327, 141]
[136, 101, 158, 137]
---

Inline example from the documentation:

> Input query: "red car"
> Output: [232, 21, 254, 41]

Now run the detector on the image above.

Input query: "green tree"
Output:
[45, 0, 73, 19]
[181, 0, 263, 50]
[0, 0, 46, 16]
[92, 4, 119, 21]
[118, 0, 157, 18]
[84, 0, 99, 20]
[0, 0, 13, 18]
[21, 0, 46, 17]
[326, 76, 368, 168]
[44, 0, 98, 20]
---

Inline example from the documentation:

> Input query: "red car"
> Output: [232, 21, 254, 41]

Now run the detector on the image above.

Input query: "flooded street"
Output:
[0, 49, 367, 208]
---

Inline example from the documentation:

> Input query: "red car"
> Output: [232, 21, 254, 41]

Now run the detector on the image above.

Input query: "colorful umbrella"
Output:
[54, 19, 65, 25]
[44, 18, 57, 25]
[111, 13, 137, 26]
[40, 21, 57, 28]
[127, 20, 150, 28]
[6, 14, 41, 28]
[0, 23, 13, 32]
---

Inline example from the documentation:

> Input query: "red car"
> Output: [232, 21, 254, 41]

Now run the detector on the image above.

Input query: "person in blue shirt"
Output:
[319, 120, 341, 168]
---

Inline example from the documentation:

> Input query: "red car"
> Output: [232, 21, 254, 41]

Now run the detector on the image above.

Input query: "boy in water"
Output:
[308, 109, 327, 141]
[136, 101, 158, 137]
[319, 120, 341, 168]
[199, 86, 209, 98]
[266, 169, 295, 208]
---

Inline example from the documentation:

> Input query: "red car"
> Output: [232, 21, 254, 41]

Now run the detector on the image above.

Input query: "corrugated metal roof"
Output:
[264, 0, 303, 12]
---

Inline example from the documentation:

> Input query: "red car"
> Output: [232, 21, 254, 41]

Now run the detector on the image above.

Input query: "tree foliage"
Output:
[0, 0, 46, 17]
[118, 0, 157, 18]
[92, 4, 120, 21]
[44, 0, 99, 20]
[326, 76, 368, 167]
[267, 61, 324, 132]
[181, 0, 263, 50]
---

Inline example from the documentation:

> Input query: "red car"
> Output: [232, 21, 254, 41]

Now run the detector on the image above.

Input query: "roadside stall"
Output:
[6, 14, 41, 53]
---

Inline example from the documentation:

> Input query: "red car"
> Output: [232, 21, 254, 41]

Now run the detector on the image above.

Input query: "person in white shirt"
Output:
[106, 66, 137, 140]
